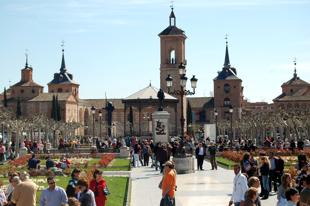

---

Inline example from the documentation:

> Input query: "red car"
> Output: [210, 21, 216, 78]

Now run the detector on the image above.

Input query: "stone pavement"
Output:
[130, 160, 277, 206]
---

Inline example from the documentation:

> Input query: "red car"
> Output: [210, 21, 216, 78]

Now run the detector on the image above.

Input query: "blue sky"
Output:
[0, 0, 309, 103]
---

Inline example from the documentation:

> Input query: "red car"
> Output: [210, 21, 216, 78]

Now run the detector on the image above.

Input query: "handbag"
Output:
[160, 195, 173, 206]
[158, 179, 163, 189]
[103, 185, 110, 196]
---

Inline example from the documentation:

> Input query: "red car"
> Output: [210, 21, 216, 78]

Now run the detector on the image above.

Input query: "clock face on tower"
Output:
[224, 83, 230, 93]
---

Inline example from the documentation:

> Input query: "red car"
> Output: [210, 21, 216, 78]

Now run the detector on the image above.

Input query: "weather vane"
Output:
[225, 34, 228, 45]
[61, 40, 65, 52]
[25, 49, 29, 67]
[170, 0, 174, 10]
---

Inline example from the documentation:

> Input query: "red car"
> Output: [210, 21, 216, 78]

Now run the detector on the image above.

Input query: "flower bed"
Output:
[98, 154, 116, 168]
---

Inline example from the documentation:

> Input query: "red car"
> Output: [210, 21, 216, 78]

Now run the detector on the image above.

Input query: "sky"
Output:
[0, 0, 309, 103]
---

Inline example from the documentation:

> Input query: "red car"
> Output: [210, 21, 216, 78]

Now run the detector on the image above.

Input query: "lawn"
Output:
[103, 158, 131, 171]
[0, 157, 131, 206]
[216, 156, 237, 169]
[1, 175, 129, 206]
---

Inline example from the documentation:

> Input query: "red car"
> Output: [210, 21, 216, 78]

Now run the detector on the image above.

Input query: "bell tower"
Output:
[159, 7, 187, 92]
[159, 7, 187, 135]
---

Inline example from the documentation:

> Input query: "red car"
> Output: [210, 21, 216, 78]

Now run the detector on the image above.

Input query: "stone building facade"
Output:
[1, 8, 310, 139]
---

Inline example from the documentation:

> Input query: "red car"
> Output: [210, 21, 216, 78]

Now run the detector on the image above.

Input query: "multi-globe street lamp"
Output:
[91, 106, 96, 145]
[165, 63, 198, 138]
[98, 110, 102, 139]
[229, 105, 233, 149]
[214, 109, 218, 143]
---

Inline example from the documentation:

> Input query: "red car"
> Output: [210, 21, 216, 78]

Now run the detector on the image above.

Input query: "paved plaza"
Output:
[130, 160, 276, 206]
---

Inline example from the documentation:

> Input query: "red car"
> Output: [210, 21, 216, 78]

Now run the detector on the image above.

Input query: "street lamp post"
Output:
[229, 106, 233, 149]
[98, 110, 102, 139]
[214, 109, 218, 143]
[91, 106, 96, 145]
[165, 63, 198, 138]
[143, 113, 151, 136]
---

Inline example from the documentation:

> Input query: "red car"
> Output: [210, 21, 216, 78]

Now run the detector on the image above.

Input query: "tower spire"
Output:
[25, 49, 29, 68]
[223, 34, 231, 68]
[60, 41, 66, 72]
[293, 57, 297, 79]
[169, 1, 176, 26]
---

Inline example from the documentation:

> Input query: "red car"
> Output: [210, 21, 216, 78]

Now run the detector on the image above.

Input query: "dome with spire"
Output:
[214, 39, 239, 80]
[158, 8, 186, 37]
[48, 47, 78, 85]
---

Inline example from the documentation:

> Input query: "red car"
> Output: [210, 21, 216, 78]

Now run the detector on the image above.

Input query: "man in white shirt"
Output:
[229, 164, 248, 206]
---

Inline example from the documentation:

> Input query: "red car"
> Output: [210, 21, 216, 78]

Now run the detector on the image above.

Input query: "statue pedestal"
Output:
[173, 156, 195, 174]
[119, 147, 130, 158]
[152, 111, 170, 143]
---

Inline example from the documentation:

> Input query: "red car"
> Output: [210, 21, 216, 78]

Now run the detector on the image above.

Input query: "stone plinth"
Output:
[152, 111, 170, 143]
[173, 156, 195, 174]
[120, 147, 130, 158]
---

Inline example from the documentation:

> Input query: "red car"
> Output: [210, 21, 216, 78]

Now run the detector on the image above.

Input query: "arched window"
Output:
[57, 88, 63, 93]
[169, 50, 176, 64]
[224, 98, 231, 107]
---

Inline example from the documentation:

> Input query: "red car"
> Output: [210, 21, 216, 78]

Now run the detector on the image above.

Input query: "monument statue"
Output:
[157, 88, 165, 111]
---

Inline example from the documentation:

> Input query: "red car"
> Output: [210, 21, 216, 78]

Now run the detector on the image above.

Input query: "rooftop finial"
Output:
[61, 40, 65, 53]
[60, 40, 66, 72]
[293, 57, 297, 79]
[25, 49, 29, 68]
[224, 34, 231, 68]
[169, 1, 176, 26]
[170, 0, 174, 11]
[149, 80, 152, 87]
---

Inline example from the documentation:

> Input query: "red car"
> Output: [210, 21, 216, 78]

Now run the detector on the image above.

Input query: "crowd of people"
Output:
[229, 151, 310, 206]
[0, 168, 109, 206]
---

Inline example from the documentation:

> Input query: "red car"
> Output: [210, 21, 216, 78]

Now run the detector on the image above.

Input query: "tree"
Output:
[3, 87, 8, 107]
[56, 95, 61, 121]
[51, 95, 57, 120]
[16, 98, 21, 119]
[128, 106, 133, 135]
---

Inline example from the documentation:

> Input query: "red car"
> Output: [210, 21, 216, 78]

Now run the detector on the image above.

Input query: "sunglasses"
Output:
[48, 182, 55, 185]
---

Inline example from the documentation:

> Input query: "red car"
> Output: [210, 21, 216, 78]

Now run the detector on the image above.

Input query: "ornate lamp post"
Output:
[214, 109, 218, 143]
[165, 63, 198, 138]
[91, 106, 96, 144]
[98, 110, 102, 139]
[143, 113, 151, 136]
[229, 106, 233, 149]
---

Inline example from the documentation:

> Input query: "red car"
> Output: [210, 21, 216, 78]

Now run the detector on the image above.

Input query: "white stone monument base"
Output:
[173, 156, 195, 174]
[119, 147, 130, 158]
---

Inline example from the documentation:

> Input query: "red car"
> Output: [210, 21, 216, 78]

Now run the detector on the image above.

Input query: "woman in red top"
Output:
[89, 169, 107, 206]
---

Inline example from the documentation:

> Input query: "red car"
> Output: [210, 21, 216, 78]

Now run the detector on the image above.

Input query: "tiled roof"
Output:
[28, 93, 73, 102]
[188, 97, 214, 109]
[214, 67, 240, 80]
[48, 72, 79, 85]
[12, 81, 43, 87]
[125, 85, 177, 100]
[158, 26, 186, 36]
[274, 87, 310, 102]
[78, 99, 124, 110]
[282, 77, 309, 86]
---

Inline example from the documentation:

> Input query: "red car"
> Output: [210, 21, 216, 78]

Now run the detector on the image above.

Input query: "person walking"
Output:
[40, 176, 68, 206]
[243, 187, 258, 206]
[208, 141, 217, 170]
[77, 179, 96, 206]
[229, 164, 248, 206]
[285, 188, 300, 206]
[195, 142, 206, 170]
[300, 174, 310, 206]
[11, 173, 38, 206]
[66, 168, 81, 198]
[259, 156, 270, 200]
[277, 173, 292, 206]
[160, 160, 176, 206]
[89, 169, 108, 206]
